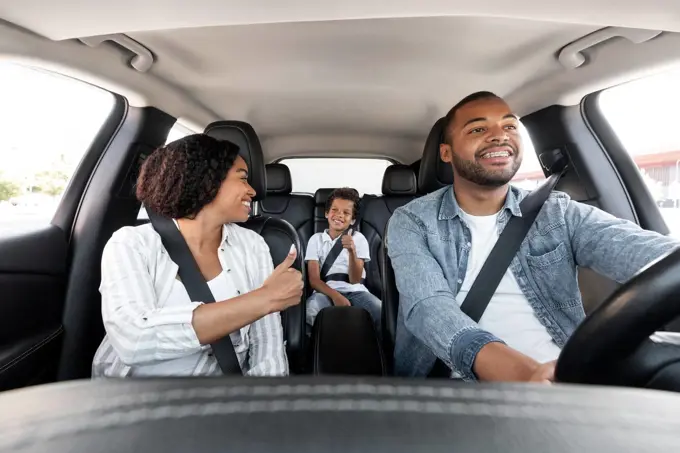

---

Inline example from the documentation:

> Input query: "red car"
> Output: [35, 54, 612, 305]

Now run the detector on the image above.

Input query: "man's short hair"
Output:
[325, 187, 360, 219]
[442, 91, 501, 144]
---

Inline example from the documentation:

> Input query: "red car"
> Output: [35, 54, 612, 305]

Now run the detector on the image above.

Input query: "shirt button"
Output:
[227, 269, 231, 273]
[466, 242, 472, 247]
[457, 279, 462, 284]
[237, 290, 241, 295]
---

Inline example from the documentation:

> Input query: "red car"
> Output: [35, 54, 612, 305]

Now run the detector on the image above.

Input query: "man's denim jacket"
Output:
[386, 185, 679, 380]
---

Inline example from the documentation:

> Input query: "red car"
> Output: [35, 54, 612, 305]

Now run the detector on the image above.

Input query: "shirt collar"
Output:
[221, 224, 231, 245]
[322, 229, 337, 243]
[438, 185, 523, 221]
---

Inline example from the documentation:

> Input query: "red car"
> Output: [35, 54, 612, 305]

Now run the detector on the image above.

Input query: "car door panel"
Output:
[0, 225, 68, 391]
[0, 327, 63, 391]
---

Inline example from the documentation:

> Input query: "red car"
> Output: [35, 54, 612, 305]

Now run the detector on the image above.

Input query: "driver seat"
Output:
[381, 118, 448, 369]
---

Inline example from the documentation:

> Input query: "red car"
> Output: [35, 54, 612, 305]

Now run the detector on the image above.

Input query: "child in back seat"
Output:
[305, 187, 382, 334]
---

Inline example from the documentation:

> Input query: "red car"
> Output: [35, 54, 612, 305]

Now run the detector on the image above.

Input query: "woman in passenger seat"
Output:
[92, 134, 303, 378]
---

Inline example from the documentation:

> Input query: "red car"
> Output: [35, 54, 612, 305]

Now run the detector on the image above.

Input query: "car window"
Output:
[599, 70, 680, 235]
[0, 63, 114, 236]
[280, 158, 392, 195]
[511, 123, 545, 190]
[165, 122, 194, 144]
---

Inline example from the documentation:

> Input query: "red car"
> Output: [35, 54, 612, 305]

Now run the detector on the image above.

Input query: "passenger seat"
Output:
[360, 165, 418, 298]
[261, 164, 315, 250]
[204, 121, 307, 373]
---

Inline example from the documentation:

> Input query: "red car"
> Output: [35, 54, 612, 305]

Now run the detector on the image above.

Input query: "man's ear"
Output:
[350, 219, 355, 225]
[440, 142, 453, 163]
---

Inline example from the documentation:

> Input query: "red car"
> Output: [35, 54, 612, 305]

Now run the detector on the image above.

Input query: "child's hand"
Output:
[331, 293, 352, 307]
[341, 230, 356, 254]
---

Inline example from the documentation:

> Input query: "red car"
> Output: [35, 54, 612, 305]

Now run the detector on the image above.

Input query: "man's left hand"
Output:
[341, 231, 356, 254]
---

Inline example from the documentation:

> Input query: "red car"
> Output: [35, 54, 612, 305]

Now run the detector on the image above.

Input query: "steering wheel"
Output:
[555, 247, 680, 390]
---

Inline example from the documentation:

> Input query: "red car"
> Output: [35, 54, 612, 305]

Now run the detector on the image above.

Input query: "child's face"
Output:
[326, 198, 355, 233]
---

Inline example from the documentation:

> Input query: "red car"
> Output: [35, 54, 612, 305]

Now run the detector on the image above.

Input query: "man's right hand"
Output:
[331, 293, 351, 307]
[528, 360, 556, 384]
[262, 245, 303, 312]
[473, 342, 556, 383]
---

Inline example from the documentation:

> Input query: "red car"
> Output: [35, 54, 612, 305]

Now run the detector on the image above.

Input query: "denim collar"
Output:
[438, 185, 523, 221]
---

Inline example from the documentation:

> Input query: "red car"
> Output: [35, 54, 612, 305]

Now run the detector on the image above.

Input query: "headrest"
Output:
[382, 165, 417, 196]
[265, 164, 292, 194]
[314, 188, 336, 206]
[204, 120, 266, 201]
[418, 117, 453, 194]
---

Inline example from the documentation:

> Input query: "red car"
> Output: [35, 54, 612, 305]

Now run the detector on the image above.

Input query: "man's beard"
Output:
[451, 144, 522, 187]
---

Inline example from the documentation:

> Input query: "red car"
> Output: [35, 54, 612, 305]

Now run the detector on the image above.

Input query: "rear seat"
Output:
[310, 167, 417, 299]
[313, 188, 336, 233]
[306, 168, 417, 376]
[360, 165, 418, 298]
[261, 164, 315, 250]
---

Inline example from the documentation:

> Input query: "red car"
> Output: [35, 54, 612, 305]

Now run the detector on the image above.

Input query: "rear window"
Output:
[279, 158, 392, 195]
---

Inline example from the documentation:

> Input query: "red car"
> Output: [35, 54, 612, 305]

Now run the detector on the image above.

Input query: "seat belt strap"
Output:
[319, 229, 353, 279]
[147, 210, 242, 375]
[459, 168, 566, 323]
[324, 273, 366, 284]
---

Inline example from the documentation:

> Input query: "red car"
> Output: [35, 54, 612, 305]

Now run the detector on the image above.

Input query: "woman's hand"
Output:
[262, 245, 304, 312]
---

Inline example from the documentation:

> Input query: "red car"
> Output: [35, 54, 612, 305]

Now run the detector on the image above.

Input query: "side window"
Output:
[0, 63, 114, 236]
[599, 71, 680, 235]
[279, 158, 392, 195]
[511, 123, 546, 190]
[165, 122, 194, 144]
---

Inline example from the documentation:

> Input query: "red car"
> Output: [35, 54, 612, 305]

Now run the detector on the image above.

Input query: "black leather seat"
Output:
[204, 121, 306, 373]
[381, 118, 447, 363]
[360, 165, 418, 299]
[312, 307, 386, 376]
[416, 117, 451, 193]
[261, 164, 315, 251]
[313, 188, 335, 233]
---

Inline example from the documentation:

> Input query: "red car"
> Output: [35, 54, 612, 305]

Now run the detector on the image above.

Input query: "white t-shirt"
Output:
[132, 270, 245, 376]
[456, 210, 561, 364]
[305, 230, 371, 293]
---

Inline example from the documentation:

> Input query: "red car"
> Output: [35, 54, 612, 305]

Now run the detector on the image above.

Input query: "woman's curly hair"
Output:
[136, 133, 240, 219]
[325, 187, 361, 219]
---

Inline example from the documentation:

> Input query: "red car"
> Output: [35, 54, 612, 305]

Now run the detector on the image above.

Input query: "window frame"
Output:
[583, 89, 670, 235]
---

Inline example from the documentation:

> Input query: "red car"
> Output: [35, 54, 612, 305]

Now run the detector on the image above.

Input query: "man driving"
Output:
[387, 91, 679, 383]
